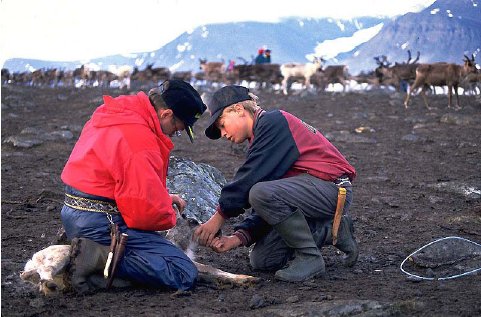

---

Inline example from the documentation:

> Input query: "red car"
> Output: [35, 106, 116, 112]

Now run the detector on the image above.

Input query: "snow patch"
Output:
[336, 20, 346, 32]
[177, 42, 192, 53]
[201, 26, 209, 38]
[134, 58, 145, 67]
[314, 23, 383, 59]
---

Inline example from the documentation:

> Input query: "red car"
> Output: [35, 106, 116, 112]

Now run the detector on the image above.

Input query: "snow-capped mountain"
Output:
[338, 0, 481, 74]
[3, 17, 386, 73]
[3, 0, 480, 75]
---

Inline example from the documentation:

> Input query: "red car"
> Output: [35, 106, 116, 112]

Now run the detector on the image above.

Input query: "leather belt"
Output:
[64, 193, 120, 214]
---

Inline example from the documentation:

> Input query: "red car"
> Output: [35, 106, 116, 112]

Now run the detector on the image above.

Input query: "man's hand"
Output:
[170, 194, 186, 213]
[210, 235, 242, 253]
[194, 211, 225, 247]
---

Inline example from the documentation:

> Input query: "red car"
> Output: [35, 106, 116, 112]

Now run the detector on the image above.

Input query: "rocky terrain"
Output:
[2, 84, 481, 316]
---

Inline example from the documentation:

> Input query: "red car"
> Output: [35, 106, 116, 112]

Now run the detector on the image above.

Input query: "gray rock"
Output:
[426, 181, 481, 200]
[44, 130, 74, 141]
[3, 136, 44, 148]
[260, 299, 398, 317]
[401, 134, 423, 142]
[440, 113, 475, 126]
[325, 130, 376, 144]
[167, 156, 226, 223]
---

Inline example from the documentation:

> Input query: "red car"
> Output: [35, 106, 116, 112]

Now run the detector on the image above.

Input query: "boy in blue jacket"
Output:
[195, 85, 359, 282]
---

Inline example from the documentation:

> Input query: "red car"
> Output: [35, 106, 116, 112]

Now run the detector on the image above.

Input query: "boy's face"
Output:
[215, 105, 250, 144]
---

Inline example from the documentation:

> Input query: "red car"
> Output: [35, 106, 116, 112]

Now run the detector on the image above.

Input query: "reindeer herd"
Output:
[1, 51, 480, 109]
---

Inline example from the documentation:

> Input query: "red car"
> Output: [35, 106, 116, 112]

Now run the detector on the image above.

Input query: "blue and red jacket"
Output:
[217, 109, 356, 245]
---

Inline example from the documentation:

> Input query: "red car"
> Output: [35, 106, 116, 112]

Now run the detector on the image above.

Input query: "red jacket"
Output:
[61, 92, 176, 231]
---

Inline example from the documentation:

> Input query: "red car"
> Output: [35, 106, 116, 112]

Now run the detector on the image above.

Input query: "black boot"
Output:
[313, 215, 359, 267]
[67, 238, 109, 293]
[274, 210, 325, 282]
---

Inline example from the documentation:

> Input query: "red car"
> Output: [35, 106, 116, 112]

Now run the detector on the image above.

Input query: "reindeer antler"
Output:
[406, 50, 412, 64]
[412, 51, 420, 64]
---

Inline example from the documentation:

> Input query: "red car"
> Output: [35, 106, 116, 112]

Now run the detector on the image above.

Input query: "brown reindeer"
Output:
[460, 72, 481, 95]
[373, 55, 391, 85]
[73, 65, 91, 86]
[404, 55, 478, 109]
[171, 71, 194, 82]
[313, 65, 350, 92]
[131, 64, 171, 86]
[199, 59, 226, 83]
[350, 71, 381, 89]
[1, 68, 11, 84]
[231, 64, 283, 89]
[379, 50, 420, 91]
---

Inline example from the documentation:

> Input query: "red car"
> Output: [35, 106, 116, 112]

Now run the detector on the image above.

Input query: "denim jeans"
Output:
[61, 186, 197, 290]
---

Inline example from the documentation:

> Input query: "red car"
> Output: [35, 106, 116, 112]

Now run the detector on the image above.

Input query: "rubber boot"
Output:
[274, 210, 326, 282]
[68, 238, 110, 293]
[313, 215, 359, 267]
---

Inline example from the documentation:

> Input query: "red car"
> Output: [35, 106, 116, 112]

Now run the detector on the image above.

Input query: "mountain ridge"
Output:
[339, 0, 481, 73]
[3, 0, 480, 75]
[2, 17, 388, 73]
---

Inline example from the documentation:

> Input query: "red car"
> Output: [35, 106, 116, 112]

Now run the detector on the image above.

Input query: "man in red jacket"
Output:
[61, 80, 206, 293]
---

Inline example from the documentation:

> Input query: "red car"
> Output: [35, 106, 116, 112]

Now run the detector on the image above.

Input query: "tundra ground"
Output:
[2, 85, 481, 316]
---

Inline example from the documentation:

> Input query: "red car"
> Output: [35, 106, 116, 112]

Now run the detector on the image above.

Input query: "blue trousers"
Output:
[61, 187, 198, 291]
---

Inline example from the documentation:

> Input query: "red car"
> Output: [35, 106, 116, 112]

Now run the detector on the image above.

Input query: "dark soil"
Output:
[2, 85, 481, 317]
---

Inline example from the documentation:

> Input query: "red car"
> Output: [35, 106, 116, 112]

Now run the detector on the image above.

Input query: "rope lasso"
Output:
[400, 236, 481, 280]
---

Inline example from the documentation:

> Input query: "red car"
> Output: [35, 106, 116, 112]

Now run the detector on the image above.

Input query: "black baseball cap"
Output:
[148, 80, 206, 142]
[205, 85, 251, 140]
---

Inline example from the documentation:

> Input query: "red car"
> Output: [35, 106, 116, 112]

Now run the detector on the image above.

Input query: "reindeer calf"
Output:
[21, 213, 258, 295]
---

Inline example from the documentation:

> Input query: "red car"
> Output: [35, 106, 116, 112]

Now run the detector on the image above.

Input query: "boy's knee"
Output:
[249, 253, 280, 271]
[248, 182, 271, 209]
[249, 249, 288, 271]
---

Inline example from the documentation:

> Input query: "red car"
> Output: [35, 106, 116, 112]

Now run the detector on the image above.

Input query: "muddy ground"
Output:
[2, 84, 481, 316]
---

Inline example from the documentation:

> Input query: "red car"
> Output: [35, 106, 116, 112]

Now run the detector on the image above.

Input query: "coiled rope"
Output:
[400, 236, 481, 280]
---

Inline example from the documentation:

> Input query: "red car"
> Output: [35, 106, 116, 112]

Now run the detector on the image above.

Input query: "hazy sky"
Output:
[0, 0, 436, 66]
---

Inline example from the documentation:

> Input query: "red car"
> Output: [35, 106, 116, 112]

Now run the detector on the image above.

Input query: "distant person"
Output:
[227, 59, 236, 72]
[194, 85, 359, 282]
[254, 49, 267, 64]
[61, 80, 206, 293]
[264, 49, 271, 63]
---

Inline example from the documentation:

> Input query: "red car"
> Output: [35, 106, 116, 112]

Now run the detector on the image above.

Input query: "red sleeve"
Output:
[114, 150, 176, 231]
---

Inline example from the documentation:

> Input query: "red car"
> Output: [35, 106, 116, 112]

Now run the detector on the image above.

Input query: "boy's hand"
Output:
[194, 211, 225, 246]
[210, 235, 242, 253]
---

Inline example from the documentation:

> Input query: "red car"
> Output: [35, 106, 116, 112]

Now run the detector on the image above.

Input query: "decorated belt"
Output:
[334, 175, 351, 187]
[64, 193, 120, 214]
